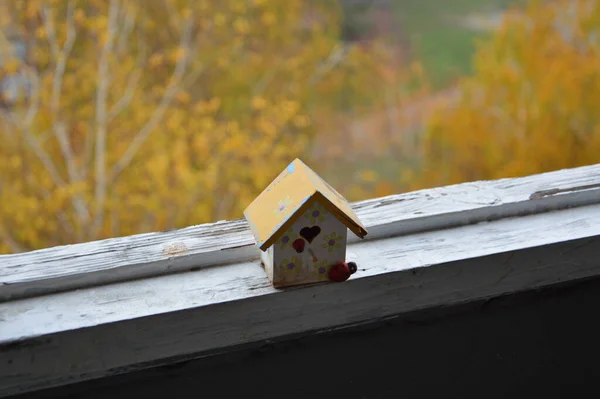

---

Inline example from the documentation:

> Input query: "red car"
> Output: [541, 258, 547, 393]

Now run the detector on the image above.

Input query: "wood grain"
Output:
[1, 203, 600, 397]
[2, 164, 599, 302]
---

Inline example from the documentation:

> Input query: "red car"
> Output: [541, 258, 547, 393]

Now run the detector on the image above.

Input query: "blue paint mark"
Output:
[287, 162, 295, 174]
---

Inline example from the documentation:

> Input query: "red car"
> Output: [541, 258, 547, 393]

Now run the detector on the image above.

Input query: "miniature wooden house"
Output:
[244, 159, 368, 288]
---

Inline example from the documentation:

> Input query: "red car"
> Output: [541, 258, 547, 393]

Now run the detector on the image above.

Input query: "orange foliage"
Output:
[5, 0, 594, 254]
[0, 0, 395, 253]
[408, 0, 600, 190]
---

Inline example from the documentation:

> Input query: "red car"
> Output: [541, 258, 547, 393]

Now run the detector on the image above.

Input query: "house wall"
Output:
[271, 199, 347, 287]
[260, 245, 273, 283]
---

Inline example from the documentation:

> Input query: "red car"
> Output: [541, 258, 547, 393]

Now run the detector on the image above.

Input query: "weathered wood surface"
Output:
[1, 203, 600, 397]
[1, 164, 600, 301]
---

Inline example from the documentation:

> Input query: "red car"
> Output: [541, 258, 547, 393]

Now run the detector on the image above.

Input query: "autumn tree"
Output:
[407, 0, 600, 190]
[0, 0, 395, 253]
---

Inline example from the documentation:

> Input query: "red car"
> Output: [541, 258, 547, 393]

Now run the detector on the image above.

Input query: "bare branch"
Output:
[50, 0, 76, 117]
[213, 194, 234, 221]
[23, 67, 41, 126]
[0, 23, 41, 128]
[54, 122, 76, 177]
[37, 130, 53, 145]
[0, 29, 21, 59]
[0, 32, 66, 202]
[0, 13, 81, 243]
[251, 68, 277, 97]
[0, 223, 25, 253]
[55, 122, 90, 228]
[47, 1, 91, 226]
[107, 45, 143, 121]
[91, 0, 120, 239]
[82, 118, 95, 180]
[138, 211, 154, 233]
[179, 60, 205, 88]
[49, 0, 77, 168]
[162, 0, 183, 35]
[22, 129, 65, 185]
[110, 190, 121, 237]
[1, 114, 65, 186]
[1, 79, 86, 241]
[109, 17, 195, 182]
[41, 5, 60, 59]
[116, 4, 137, 53]
[107, 70, 140, 121]
[108, 9, 146, 122]
[307, 44, 349, 86]
[84, 14, 142, 180]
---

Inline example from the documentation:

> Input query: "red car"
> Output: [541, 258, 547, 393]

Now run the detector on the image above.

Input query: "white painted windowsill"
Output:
[1, 164, 600, 397]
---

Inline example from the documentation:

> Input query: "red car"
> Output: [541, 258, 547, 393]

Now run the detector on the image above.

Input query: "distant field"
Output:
[321, 0, 531, 199]
[390, 0, 525, 87]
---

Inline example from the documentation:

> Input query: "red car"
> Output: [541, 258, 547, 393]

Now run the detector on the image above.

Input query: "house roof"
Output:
[244, 158, 368, 251]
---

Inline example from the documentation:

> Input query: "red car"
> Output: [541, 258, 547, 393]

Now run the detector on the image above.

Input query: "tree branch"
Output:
[162, 0, 184, 37]
[1, 99, 81, 243]
[49, 0, 76, 117]
[41, 5, 60, 60]
[251, 68, 277, 97]
[91, 0, 119, 240]
[39, 188, 77, 241]
[0, 223, 25, 253]
[0, 39, 63, 185]
[110, 189, 120, 237]
[116, 4, 137, 53]
[0, 23, 41, 128]
[2, 113, 65, 186]
[107, 71, 141, 122]
[307, 44, 349, 86]
[48, 1, 91, 228]
[109, 17, 195, 182]
[23, 66, 41, 127]
[107, 47, 143, 121]
[0, 11, 80, 244]
[83, 10, 141, 181]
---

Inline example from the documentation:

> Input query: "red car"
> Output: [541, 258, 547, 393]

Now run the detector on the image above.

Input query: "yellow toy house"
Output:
[244, 159, 368, 288]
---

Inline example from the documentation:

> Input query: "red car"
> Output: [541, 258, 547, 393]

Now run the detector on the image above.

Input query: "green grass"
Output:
[327, 0, 532, 197]
[390, 0, 525, 88]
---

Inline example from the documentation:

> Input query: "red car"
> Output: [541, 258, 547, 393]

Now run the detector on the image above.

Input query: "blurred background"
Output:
[0, 0, 598, 253]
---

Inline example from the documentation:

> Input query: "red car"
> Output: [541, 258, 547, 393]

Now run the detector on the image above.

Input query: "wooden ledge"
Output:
[2, 163, 600, 302]
[1, 164, 600, 397]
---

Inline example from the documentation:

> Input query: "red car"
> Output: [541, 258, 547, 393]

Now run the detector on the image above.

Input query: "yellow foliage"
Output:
[149, 53, 164, 68]
[261, 12, 276, 26]
[170, 47, 187, 63]
[74, 8, 86, 24]
[251, 96, 266, 110]
[214, 13, 227, 27]
[233, 18, 250, 35]
[358, 170, 378, 183]
[407, 0, 600, 191]
[175, 91, 190, 104]
[0, 0, 393, 253]
[2, 58, 20, 74]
